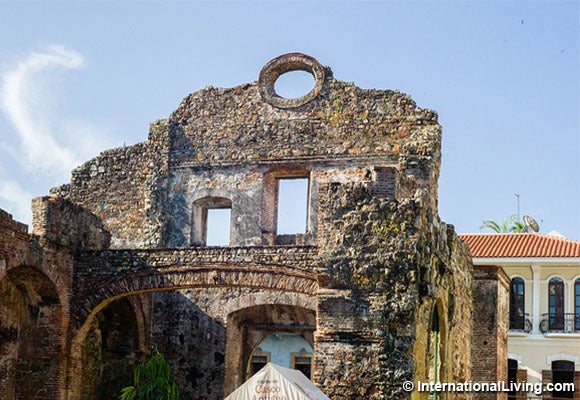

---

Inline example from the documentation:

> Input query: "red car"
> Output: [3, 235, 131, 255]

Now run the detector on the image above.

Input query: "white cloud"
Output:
[0, 179, 33, 226]
[0, 45, 120, 225]
[0, 45, 86, 176]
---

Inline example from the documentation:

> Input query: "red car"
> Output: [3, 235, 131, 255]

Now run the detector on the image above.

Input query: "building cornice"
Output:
[472, 257, 580, 266]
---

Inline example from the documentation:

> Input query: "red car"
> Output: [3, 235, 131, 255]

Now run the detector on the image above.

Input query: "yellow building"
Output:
[461, 233, 580, 400]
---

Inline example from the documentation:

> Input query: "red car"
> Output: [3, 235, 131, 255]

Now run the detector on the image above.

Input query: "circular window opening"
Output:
[258, 53, 325, 109]
[274, 70, 316, 99]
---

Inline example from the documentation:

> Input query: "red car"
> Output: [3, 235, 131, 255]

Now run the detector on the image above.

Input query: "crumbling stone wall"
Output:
[49, 53, 436, 251]
[51, 120, 171, 249]
[1, 53, 493, 400]
[32, 196, 111, 252]
[314, 180, 472, 400]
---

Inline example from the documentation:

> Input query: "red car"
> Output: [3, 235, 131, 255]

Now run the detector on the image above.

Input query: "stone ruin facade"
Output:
[0, 53, 503, 400]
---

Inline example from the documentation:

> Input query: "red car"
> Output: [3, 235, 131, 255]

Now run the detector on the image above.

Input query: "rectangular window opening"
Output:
[206, 208, 231, 246]
[292, 355, 312, 378]
[250, 355, 269, 377]
[277, 178, 308, 235]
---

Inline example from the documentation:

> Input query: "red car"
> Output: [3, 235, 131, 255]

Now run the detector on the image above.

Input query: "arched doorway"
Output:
[224, 304, 316, 396]
[0, 266, 63, 399]
[80, 297, 141, 400]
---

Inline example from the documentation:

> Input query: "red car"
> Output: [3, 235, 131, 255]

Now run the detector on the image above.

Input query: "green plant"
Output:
[120, 349, 180, 400]
[480, 215, 524, 233]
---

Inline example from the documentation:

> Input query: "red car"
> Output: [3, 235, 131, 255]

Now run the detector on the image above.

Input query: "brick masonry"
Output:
[0, 53, 502, 400]
[471, 265, 509, 400]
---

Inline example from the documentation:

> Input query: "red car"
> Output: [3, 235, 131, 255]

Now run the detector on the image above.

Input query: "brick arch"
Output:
[67, 294, 146, 400]
[224, 302, 317, 395]
[0, 265, 67, 399]
[66, 268, 317, 400]
[72, 265, 318, 330]
[0, 260, 70, 317]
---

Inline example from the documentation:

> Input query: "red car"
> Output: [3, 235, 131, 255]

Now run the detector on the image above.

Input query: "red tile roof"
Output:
[459, 233, 580, 258]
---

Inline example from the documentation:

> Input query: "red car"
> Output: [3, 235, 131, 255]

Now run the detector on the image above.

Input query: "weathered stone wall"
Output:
[166, 162, 397, 247]
[31, 196, 111, 252]
[314, 180, 472, 400]
[170, 79, 435, 165]
[51, 120, 171, 249]
[0, 209, 30, 278]
[48, 53, 437, 251]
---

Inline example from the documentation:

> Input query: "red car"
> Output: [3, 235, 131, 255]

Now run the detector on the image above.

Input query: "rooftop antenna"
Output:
[514, 193, 520, 221]
[522, 215, 540, 233]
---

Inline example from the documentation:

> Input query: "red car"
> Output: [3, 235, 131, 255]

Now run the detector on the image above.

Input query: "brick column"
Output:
[471, 265, 510, 400]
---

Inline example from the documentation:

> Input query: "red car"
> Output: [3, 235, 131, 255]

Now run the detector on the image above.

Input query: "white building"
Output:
[461, 233, 580, 400]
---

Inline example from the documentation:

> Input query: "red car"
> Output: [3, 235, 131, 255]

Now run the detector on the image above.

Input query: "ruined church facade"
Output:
[0, 53, 478, 399]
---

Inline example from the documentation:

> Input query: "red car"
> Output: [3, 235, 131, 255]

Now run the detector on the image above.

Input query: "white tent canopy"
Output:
[224, 363, 330, 400]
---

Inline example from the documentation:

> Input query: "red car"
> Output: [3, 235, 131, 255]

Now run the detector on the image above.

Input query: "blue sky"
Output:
[0, 1, 578, 239]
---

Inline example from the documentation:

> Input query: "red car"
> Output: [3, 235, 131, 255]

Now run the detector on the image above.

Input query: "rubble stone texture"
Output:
[0, 53, 498, 400]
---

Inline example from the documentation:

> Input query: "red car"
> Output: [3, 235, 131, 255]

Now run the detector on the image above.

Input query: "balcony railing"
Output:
[539, 313, 580, 334]
[509, 313, 532, 333]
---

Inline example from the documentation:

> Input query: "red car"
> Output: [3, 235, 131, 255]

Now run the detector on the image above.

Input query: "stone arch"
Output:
[72, 266, 318, 330]
[224, 303, 317, 396]
[0, 265, 65, 399]
[0, 256, 70, 316]
[67, 271, 317, 400]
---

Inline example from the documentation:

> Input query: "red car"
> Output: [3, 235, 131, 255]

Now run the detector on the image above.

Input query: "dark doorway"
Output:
[551, 360, 574, 399]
